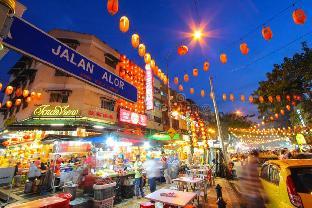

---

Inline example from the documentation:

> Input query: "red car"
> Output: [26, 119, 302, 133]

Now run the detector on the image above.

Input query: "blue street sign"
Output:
[2, 16, 137, 102]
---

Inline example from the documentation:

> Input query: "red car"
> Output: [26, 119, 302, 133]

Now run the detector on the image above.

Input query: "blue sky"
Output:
[1, 0, 311, 118]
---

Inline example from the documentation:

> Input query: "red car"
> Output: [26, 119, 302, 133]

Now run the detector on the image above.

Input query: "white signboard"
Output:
[145, 64, 154, 110]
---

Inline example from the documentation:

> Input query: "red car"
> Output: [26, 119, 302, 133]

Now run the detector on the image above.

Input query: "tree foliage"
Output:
[253, 42, 312, 126]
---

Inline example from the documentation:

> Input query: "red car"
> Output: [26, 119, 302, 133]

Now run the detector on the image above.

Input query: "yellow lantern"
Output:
[26, 97, 32, 103]
[138, 44, 146, 57]
[183, 74, 189, 82]
[6, 101, 12, 108]
[15, 99, 22, 106]
[23, 90, 29, 98]
[190, 88, 194, 94]
[144, 53, 151, 64]
[131, 34, 140, 48]
[5, 86, 14, 95]
[203, 61, 210, 71]
[31, 92, 36, 99]
[150, 59, 156, 69]
[193, 68, 198, 77]
[201, 90, 205, 97]
[259, 96, 264, 103]
[119, 16, 130, 33]
[222, 93, 227, 101]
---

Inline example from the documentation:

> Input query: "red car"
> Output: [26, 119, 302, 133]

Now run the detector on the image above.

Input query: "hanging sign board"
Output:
[2, 16, 137, 102]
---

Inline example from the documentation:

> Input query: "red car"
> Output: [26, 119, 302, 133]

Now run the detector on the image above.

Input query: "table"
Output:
[145, 189, 196, 207]
[172, 177, 205, 204]
[6, 196, 69, 208]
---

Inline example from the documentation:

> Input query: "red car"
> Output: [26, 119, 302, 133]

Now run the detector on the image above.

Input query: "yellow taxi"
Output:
[259, 159, 312, 208]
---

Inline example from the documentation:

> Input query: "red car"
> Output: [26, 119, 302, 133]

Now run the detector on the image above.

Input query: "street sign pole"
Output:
[209, 76, 228, 164]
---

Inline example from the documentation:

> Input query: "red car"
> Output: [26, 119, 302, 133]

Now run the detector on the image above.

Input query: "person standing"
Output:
[143, 155, 161, 193]
[133, 155, 144, 198]
[161, 152, 171, 184]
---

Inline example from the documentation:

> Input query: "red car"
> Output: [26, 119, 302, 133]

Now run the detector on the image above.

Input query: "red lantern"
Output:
[230, 93, 234, 102]
[193, 68, 198, 77]
[203, 61, 210, 71]
[240, 95, 245, 102]
[292, 9, 307, 25]
[291, 101, 297, 106]
[190, 88, 194, 94]
[178, 84, 183, 92]
[259, 96, 264, 103]
[240, 42, 249, 55]
[174, 77, 179, 85]
[177, 45, 188, 56]
[268, 95, 273, 103]
[15, 99, 22, 106]
[5, 86, 13, 95]
[220, 53, 227, 64]
[15, 88, 23, 97]
[183, 74, 189, 82]
[280, 109, 285, 115]
[107, 0, 118, 15]
[262, 26, 273, 41]
[6, 101, 12, 108]
[201, 90, 205, 97]
[222, 93, 227, 101]
[249, 96, 254, 103]
[286, 105, 291, 111]
[286, 95, 291, 101]
[276, 95, 281, 102]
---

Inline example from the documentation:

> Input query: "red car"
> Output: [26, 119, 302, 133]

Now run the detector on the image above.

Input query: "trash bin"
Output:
[93, 182, 116, 201]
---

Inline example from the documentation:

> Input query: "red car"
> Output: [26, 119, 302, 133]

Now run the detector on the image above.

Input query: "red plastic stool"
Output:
[163, 204, 178, 208]
[140, 202, 155, 208]
[184, 204, 196, 208]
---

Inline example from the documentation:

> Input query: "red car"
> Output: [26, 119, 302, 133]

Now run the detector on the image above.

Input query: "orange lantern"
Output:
[0, 83, 2, 91]
[190, 88, 194, 94]
[268, 95, 273, 103]
[26, 97, 32, 103]
[138, 44, 146, 57]
[240, 95, 245, 102]
[183, 74, 189, 82]
[262, 26, 273, 41]
[276, 95, 281, 102]
[150, 59, 156, 69]
[270, 116, 274, 121]
[15, 88, 23, 97]
[292, 9, 307, 25]
[178, 84, 183, 92]
[220, 53, 227, 64]
[230, 93, 234, 102]
[174, 77, 179, 85]
[144, 53, 151, 64]
[249, 96, 254, 103]
[192, 68, 198, 77]
[153, 65, 159, 75]
[222, 93, 227, 101]
[5, 86, 13, 95]
[280, 109, 285, 115]
[6, 101, 12, 108]
[107, 0, 118, 15]
[274, 113, 279, 119]
[259, 96, 264, 103]
[286, 105, 291, 111]
[177, 45, 188, 56]
[163, 76, 168, 85]
[0, 103, 1, 108]
[203, 61, 210, 71]
[120, 16, 130, 33]
[36, 92, 42, 100]
[23, 90, 29, 98]
[200, 90, 205, 97]
[240, 42, 249, 55]
[131, 34, 140, 48]
[15, 99, 22, 106]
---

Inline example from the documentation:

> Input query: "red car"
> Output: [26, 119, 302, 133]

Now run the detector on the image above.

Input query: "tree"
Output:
[253, 42, 312, 127]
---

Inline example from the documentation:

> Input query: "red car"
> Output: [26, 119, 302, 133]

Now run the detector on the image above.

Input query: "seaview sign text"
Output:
[33, 105, 80, 117]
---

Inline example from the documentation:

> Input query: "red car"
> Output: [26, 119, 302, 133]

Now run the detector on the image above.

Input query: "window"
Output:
[260, 165, 269, 180]
[104, 53, 119, 69]
[100, 98, 115, 111]
[49, 92, 69, 103]
[291, 167, 312, 194]
[268, 165, 280, 185]
[57, 38, 80, 50]
[55, 70, 70, 77]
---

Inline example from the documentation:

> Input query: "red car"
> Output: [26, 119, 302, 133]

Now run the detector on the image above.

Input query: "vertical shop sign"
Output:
[145, 64, 154, 110]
